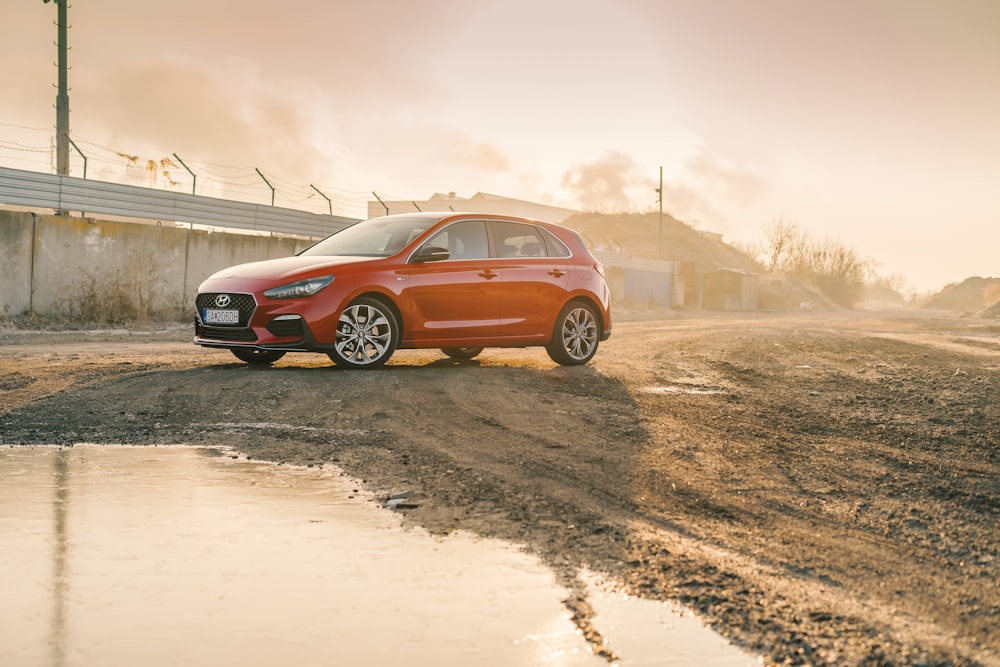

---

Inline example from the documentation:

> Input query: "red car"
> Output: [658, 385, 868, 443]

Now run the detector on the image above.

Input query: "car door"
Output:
[402, 220, 501, 342]
[489, 221, 569, 339]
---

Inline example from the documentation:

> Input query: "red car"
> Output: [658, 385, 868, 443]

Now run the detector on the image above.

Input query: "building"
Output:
[702, 268, 758, 311]
[368, 192, 577, 223]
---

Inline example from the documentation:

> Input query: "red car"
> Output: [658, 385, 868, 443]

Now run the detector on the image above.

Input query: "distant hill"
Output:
[560, 212, 763, 273]
[923, 276, 1000, 314]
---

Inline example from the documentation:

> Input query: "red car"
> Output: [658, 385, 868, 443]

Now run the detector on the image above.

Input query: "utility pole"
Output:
[657, 166, 663, 256]
[45, 0, 71, 176]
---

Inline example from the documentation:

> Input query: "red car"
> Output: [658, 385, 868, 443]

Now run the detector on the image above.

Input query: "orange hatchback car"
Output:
[195, 212, 612, 368]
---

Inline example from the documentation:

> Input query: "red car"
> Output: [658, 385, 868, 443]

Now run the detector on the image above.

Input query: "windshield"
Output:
[301, 216, 439, 257]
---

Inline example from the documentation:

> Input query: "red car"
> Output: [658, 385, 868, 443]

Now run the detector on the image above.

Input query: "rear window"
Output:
[493, 221, 570, 258]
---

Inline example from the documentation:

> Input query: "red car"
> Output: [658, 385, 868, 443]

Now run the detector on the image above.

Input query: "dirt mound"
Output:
[561, 212, 762, 273]
[923, 276, 1000, 312]
[979, 300, 1000, 318]
[859, 282, 908, 310]
[756, 275, 836, 311]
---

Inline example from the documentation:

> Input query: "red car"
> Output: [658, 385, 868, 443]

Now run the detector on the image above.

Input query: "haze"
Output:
[2, 0, 997, 294]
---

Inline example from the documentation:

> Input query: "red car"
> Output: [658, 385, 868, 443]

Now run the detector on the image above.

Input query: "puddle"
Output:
[0, 445, 759, 666]
[584, 575, 761, 666]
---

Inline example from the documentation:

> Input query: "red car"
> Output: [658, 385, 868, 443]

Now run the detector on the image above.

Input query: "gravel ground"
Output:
[2, 310, 998, 666]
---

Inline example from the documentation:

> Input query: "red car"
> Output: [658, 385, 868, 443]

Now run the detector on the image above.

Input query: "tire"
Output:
[327, 297, 399, 369]
[230, 348, 286, 365]
[546, 302, 600, 366]
[440, 346, 484, 360]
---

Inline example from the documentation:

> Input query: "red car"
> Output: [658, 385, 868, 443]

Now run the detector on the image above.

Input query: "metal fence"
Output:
[0, 166, 359, 238]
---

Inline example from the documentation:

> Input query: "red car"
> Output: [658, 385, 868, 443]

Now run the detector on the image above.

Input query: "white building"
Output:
[368, 192, 577, 223]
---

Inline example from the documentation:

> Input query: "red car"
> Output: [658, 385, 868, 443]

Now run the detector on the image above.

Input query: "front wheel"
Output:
[230, 348, 286, 365]
[327, 297, 399, 369]
[440, 346, 484, 360]
[546, 302, 600, 366]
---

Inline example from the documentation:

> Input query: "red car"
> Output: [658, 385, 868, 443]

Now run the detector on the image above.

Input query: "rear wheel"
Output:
[440, 346, 484, 360]
[230, 348, 286, 365]
[546, 302, 600, 366]
[327, 297, 399, 369]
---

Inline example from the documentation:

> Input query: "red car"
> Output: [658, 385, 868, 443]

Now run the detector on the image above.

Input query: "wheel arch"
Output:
[558, 294, 606, 339]
[351, 290, 404, 339]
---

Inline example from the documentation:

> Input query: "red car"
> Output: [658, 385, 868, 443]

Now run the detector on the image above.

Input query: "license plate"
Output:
[203, 309, 240, 325]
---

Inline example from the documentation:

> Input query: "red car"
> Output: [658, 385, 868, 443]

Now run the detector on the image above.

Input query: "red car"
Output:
[194, 212, 612, 368]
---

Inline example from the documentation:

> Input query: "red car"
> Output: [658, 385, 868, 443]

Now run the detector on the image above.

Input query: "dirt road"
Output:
[2, 311, 998, 666]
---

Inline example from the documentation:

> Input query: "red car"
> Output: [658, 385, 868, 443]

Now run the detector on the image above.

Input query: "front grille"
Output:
[196, 292, 257, 327]
[266, 316, 304, 339]
[200, 326, 258, 342]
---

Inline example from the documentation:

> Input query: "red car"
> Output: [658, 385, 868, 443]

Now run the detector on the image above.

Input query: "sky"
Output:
[2, 0, 998, 294]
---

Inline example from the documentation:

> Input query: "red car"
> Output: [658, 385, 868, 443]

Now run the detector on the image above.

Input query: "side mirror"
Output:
[412, 245, 450, 263]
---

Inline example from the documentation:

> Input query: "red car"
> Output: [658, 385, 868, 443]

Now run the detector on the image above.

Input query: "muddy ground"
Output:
[1, 311, 998, 666]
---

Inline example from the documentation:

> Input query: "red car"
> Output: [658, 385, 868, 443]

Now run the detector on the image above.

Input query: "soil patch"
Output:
[2, 312, 998, 666]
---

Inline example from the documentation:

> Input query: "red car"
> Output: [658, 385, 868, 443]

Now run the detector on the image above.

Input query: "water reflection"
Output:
[0, 445, 759, 667]
[51, 448, 68, 667]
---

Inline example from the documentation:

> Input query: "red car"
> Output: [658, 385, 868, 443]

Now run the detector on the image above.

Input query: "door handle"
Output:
[478, 270, 499, 280]
[547, 269, 566, 278]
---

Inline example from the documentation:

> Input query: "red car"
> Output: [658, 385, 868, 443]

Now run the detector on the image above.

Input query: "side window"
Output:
[423, 220, 489, 260]
[493, 221, 548, 258]
[540, 228, 572, 258]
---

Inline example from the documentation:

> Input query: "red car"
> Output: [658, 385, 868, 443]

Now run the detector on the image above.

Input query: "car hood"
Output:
[208, 255, 377, 281]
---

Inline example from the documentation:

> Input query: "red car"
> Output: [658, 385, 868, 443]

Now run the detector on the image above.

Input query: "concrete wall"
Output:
[0, 211, 35, 317]
[1, 210, 310, 320]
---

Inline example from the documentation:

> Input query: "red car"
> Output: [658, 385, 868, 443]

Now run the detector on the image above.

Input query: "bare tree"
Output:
[755, 219, 872, 307]
[760, 218, 802, 272]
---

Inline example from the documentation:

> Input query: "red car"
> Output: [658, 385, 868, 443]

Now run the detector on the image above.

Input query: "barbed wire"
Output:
[0, 126, 373, 218]
[0, 121, 52, 133]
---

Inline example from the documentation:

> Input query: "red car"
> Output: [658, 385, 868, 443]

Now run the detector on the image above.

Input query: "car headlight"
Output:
[263, 275, 334, 299]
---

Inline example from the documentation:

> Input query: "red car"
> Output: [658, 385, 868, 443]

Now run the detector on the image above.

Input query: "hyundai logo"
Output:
[214, 294, 233, 308]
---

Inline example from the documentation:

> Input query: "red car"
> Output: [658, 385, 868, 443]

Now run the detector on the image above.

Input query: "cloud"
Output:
[560, 152, 653, 213]
[447, 138, 510, 172]
[556, 146, 768, 231]
[67, 56, 348, 199]
[660, 147, 768, 231]
[685, 149, 765, 205]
